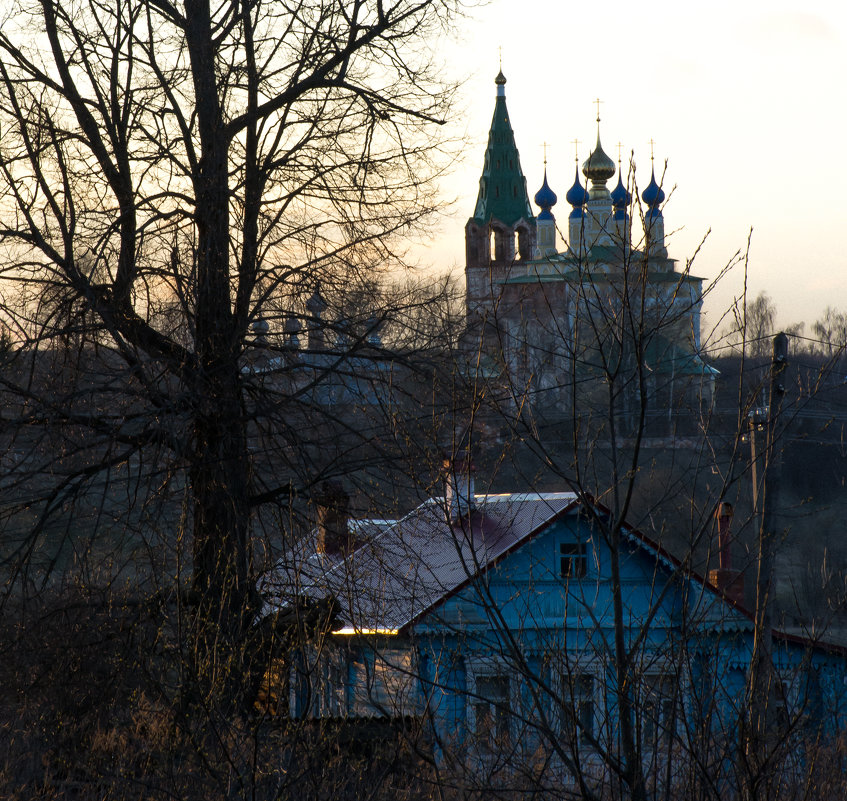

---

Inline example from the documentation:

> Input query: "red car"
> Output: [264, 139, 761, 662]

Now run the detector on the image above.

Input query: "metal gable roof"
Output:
[260, 492, 578, 633]
[259, 490, 847, 656]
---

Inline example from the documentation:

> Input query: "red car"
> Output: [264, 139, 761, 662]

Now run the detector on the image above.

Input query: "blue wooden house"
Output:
[260, 480, 847, 792]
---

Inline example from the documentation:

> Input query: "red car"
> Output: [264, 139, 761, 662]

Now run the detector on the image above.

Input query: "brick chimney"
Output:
[708, 502, 744, 605]
[315, 481, 351, 556]
[444, 449, 475, 523]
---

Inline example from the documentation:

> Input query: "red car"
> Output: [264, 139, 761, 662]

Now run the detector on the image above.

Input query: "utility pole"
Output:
[745, 332, 788, 799]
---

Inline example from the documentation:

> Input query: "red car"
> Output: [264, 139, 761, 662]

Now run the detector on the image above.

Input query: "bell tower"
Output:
[465, 71, 536, 322]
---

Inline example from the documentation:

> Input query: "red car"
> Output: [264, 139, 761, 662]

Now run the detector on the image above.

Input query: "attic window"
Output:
[560, 542, 587, 578]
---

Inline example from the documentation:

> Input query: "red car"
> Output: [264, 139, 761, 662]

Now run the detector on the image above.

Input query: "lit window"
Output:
[560, 542, 587, 578]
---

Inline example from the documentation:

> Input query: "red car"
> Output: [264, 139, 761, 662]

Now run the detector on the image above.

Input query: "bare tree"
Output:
[407, 167, 847, 801]
[723, 290, 778, 359]
[812, 306, 847, 359]
[3, 7, 847, 797]
[0, 0, 462, 710]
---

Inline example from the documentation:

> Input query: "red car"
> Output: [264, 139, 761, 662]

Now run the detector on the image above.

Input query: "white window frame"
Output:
[555, 664, 599, 750]
[468, 660, 515, 750]
[640, 672, 680, 752]
[560, 540, 589, 579]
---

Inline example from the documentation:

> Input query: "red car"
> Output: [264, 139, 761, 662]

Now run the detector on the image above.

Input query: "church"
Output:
[464, 72, 716, 433]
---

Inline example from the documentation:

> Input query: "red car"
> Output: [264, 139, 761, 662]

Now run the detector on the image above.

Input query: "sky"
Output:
[424, 0, 847, 342]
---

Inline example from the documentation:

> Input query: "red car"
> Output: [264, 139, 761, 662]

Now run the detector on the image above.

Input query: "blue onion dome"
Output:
[642, 167, 665, 212]
[534, 169, 558, 220]
[565, 165, 589, 207]
[251, 318, 270, 336]
[582, 132, 616, 183]
[611, 170, 631, 209]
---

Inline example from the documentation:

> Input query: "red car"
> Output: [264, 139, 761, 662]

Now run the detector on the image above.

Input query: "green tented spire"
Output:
[472, 72, 534, 227]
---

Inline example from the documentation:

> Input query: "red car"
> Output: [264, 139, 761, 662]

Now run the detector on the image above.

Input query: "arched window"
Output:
[517, 227, 532, 261]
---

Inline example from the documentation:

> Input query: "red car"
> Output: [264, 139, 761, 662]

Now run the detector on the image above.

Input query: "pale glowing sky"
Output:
[425, 0, 847, 342]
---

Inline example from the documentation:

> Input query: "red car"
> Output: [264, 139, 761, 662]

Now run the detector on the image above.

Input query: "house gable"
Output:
[267, 489, 847, 780]
[414, 509, 694, 643]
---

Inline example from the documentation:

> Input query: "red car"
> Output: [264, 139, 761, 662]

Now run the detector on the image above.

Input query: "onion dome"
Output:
[642, 168, 665, 214]
[251, 318, 270, 336]
[305, 286, 327, 315]
[283, 316, 301, 349]
[495, 70, 507, 86]
[250, 318, 269, 347]
[611, 171, 631, 208]
[582, 132, 616, 184]
[565, 164, 589, 210]
[611, 169, 632, 221]
[534, 169, 558, 220]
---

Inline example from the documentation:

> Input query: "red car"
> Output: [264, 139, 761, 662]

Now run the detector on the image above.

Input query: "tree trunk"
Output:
[185, 0, 251, 659]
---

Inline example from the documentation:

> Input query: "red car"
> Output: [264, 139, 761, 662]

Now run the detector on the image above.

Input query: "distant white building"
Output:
[463, 72, 717, 431]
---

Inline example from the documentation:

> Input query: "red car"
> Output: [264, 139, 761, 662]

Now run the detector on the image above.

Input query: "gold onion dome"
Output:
[582, 132, 616, 183]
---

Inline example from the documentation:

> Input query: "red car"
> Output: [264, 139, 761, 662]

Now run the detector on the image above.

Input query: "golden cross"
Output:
[617, 141, 623, 165]
[649, 138, 656, 161]
[594, 98, 602, 123]
[571, 138, 581, 162]
[542, 141, 548, 166]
